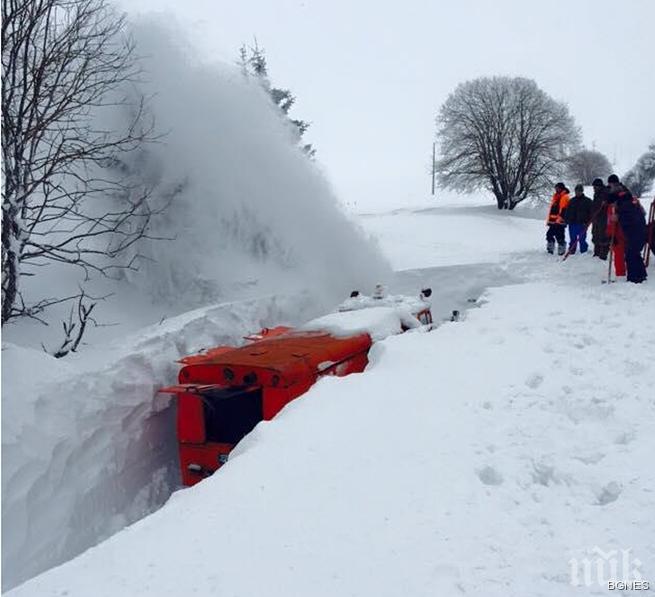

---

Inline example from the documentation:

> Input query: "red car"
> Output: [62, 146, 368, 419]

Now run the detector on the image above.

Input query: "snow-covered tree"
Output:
[1, 0, 157, 325]
[434, 76, 581, 210]
[238, 42, 315, 158]
[623, 143, 655, 197]
[566, 149, 612, 185]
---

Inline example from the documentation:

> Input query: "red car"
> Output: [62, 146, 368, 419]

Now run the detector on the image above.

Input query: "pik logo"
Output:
[569, 546, 647, 589]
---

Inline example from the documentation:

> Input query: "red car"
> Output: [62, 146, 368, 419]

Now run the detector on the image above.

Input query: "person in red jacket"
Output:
[606, 203, 626, 277]
[545, 182, 570, 255]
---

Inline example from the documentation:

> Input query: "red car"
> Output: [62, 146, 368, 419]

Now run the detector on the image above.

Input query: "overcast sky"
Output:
[120, 0, 655, 210]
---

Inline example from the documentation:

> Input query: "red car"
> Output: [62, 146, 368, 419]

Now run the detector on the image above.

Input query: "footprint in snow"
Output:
[580, 334, 596, 346]
[596, 481, 622, 505]
[572, 452, 606, 465]
[477, 465, 504, 486]
[525, 373, 544, 389]
[614, 430, 636, 445]
[531, 461, 570, 487]
[623, 359, 648, 377]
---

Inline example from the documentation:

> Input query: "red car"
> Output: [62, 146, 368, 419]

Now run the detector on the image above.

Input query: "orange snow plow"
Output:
[160, 289, 433, 486]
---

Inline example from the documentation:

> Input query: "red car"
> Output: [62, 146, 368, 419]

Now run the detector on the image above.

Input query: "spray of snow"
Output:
[4, 15, 389, 350]
[117, 17, 389, 311]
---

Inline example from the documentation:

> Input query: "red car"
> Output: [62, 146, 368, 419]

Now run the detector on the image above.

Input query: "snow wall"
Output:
[2, 294, 320, 590]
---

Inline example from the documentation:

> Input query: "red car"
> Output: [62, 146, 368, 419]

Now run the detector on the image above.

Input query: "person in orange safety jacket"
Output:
[545, 182, 570, 255]
[606, 203, 626, 277]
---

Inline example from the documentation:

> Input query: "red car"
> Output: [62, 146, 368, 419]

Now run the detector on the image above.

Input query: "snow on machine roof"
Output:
[300, 287, 432, 341]
[167, 287, 432, 389]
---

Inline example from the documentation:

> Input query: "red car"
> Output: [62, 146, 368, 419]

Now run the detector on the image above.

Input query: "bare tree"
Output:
[435, 76, 581, 210]
[566, 148, 612, 185]
[1, 0, 158, 325]
[623, 142, 655, 197]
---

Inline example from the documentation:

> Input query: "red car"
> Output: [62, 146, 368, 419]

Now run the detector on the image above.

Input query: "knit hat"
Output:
[555, 182, 566, 190]
[592, 178, 604, 187]
[607, 174, 620, 184]
[574, 184, 584, 192]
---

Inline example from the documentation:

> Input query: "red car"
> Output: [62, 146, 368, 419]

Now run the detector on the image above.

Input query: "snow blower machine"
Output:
[160, 287, 433, 486]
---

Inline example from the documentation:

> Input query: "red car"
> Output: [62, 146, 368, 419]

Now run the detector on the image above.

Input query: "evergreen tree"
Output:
[239, 42, 315, 158]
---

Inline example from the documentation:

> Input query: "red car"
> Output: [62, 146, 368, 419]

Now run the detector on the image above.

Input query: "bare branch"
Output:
[2, 0, 163, 326]
[46, 289, 97, 357]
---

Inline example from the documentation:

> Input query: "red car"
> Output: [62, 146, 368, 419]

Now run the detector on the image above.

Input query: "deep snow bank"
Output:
[9, 276, 654, 597]
[1, 293, 319, 591]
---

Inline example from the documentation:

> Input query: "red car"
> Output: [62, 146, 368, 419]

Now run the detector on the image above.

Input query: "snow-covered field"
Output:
[4, 198, 654, 595]
[358, 202, 545, 270]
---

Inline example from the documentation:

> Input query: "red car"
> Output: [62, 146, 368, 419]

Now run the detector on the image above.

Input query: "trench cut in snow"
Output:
[7, 272, 655, 597]
[1, 293, 322, 591]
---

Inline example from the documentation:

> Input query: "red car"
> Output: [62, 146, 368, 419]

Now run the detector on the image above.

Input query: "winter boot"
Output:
[547, 240, 555, 254]
[557, 243, 566, 256]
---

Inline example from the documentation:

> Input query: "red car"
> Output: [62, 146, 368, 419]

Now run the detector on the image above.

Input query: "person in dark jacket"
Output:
[591, 178, 610, 260]
[606, 174, 647, 283]
[565, 184, 593, 254]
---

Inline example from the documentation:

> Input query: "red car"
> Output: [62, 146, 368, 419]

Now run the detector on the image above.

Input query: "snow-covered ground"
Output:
[358, 201, 544, 270]
[4, 197, 654, 596]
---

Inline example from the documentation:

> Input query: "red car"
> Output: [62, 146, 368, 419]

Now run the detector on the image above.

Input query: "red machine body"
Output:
[161, 327, 372, 486]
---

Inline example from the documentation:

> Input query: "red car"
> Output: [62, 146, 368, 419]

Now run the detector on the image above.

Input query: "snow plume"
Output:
[118, 17, 389, 311]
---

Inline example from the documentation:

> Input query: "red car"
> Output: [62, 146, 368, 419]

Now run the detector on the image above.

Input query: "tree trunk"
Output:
[1, 204, 19, 324]
[494, 192, 508, 210]
[508, 196, 525, 211]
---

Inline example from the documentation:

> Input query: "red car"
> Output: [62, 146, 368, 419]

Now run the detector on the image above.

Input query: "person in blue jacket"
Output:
[606, 174, 647, 283]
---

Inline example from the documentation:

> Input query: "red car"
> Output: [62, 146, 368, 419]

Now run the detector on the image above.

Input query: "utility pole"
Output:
[431, 142, 436, 196]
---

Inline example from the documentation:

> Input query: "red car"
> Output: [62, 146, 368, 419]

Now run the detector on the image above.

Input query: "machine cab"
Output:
[161, 329, 372, 486]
